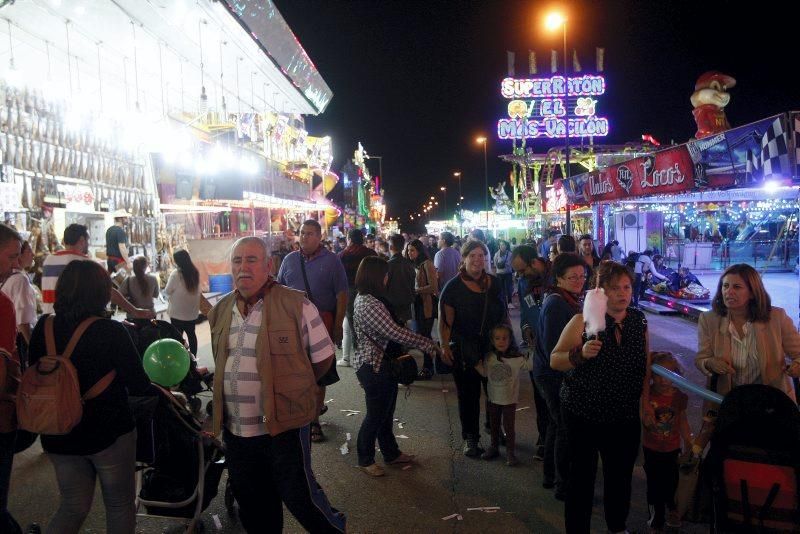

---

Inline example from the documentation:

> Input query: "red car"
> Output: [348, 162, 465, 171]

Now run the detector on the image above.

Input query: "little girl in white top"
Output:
[475, 324, 531, 466]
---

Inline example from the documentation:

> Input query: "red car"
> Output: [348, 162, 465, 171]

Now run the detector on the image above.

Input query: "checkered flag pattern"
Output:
[756, 117, 790, 179]
[795, 116, 800, 177]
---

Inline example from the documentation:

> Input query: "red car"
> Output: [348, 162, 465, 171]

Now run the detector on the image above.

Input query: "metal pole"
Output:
[483, 142, 488, 228]
[564, 21, 572, 236]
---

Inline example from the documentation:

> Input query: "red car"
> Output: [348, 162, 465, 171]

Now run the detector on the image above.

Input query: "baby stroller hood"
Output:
[706, 384, 800, 533]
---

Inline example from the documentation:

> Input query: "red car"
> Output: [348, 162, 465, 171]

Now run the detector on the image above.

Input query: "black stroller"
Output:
[705, 384, 800, 533]
[125, 319, 214, 414]
[135, 384, 226, 533]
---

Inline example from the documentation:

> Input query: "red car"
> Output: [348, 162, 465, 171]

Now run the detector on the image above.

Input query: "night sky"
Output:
[276, 0, 799, 232]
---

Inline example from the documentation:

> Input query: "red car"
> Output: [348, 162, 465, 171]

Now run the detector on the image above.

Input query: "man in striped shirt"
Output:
[209, 236, 345, 533]
[41, 224, 153, 318]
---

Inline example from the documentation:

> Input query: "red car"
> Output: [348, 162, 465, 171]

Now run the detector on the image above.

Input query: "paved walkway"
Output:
[9, 307, 715, 533]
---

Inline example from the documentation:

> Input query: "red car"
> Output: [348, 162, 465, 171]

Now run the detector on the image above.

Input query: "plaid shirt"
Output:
[353, 293, 437, 372]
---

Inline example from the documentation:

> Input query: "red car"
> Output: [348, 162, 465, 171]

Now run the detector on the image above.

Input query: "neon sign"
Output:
[497, 74, 610, 139]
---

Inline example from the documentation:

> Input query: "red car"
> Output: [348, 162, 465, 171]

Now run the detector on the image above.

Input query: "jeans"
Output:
[534, 374, 568, 493]
[170, 318, 198, 356]
[355, 363, 401, 466]
[633, 273, 643, 307]
[46, 430, 137, 534]
[224, 427, 346, 533]
[414, 313, 435, 371]
[562, 409, 641, 534]
[531, 373, 550, 453]
[498, 272, 514, 304]
[0, 431, 20, 533]
[452, 358, 487, 440]
[341, 316, 354, 363]
[643, 447, 680, 528]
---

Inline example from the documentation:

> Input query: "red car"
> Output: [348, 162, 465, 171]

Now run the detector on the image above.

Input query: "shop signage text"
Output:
[498, 74, 609, 140]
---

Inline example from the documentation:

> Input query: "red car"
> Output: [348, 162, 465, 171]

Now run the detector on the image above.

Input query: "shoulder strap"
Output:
[84, 369, 117, 400]
[61, 316, 101, 360]
[298, 254, 314, 304]
[479, 285, 489, 336]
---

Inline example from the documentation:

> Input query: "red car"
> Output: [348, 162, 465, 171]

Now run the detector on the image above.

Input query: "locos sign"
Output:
[581, 145, 695, 203]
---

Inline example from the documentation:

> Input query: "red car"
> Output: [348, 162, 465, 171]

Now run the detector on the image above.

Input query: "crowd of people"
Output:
[1, 218, 800, 533]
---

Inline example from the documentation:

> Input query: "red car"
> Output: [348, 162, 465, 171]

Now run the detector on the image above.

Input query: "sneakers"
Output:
[481, 446, 499, 460]
[387, 452, 416, 465]
[359, 463, 385, 477]
[665, 509, 681, 528]
[463, 439, 484, 458]
[336, 358, 351, 367]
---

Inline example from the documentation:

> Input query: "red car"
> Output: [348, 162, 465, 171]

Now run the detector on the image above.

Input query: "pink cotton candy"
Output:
[583, 287, 608, 337]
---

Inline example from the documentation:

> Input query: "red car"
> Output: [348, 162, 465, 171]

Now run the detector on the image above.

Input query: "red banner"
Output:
[583, 145, 695, 202]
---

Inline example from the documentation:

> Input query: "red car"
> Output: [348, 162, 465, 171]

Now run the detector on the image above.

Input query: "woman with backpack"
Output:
[493, 240, 514, 308]
[26, 259, 153, 534]
[164, 250, 201, 356]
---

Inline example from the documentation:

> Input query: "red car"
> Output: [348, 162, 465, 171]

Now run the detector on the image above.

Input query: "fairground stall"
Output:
[557, 111, 800, 317]
[0, 1, 336, 286]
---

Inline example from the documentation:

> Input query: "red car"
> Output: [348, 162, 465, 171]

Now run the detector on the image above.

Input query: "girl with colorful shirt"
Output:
[475, 324, 530, 466]
[642, 352, 694, 531]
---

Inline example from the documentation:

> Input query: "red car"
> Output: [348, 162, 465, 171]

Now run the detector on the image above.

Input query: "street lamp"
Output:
[546, 11, 571, 236]
[476, 137, 488, 228]
[440, 186, 447, 220]
[453, 172, 462, 206]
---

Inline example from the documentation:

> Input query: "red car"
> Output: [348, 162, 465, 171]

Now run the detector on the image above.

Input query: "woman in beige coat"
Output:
[696, 264, 800, 400]
[406, 239, 439, 379]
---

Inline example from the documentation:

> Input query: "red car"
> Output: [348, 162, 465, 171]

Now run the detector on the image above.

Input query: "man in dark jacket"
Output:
[337, 229, 377, 366]
[385, 235, 416, 324]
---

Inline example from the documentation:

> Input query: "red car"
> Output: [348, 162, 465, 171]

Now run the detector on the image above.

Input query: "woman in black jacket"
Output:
[28, 260, 153, 534]
[438, 240, 509, 457]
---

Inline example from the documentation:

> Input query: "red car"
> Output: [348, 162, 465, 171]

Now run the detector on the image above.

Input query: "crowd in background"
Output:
[2, 218, 800, 534]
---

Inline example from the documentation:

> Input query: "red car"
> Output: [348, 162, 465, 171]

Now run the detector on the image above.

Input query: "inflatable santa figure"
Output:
[690, 71, 736, 139]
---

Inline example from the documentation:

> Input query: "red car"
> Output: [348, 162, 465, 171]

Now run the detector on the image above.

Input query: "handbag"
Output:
[361, 324, 418, 386]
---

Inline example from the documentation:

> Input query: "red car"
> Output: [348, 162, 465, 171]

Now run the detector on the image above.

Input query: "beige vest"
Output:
[209, 283, 318, 437]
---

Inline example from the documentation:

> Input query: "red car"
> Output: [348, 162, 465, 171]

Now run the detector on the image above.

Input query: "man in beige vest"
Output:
[209, 237, 345, 533]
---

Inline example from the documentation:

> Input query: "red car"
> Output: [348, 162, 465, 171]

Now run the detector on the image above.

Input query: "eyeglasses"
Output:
[563, 274, 587, 282]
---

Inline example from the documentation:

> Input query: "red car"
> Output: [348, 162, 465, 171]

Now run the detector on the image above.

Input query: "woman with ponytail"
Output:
[119, 255, 159, 322]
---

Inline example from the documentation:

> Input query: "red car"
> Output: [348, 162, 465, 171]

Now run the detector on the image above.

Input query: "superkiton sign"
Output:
[497, 75, 610, 139]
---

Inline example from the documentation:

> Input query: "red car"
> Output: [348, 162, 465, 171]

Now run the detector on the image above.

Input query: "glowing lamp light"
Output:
[545, 12, 566, 31]
[763, 180, 781, 194]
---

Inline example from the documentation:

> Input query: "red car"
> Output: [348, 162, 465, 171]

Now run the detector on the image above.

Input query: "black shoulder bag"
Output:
[299, 254, 340, 387]
[359, 300, 418, 386]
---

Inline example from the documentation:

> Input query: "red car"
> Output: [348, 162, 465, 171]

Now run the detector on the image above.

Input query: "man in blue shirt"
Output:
[278, 219, 348, 443]
[433, 231, 461, 288]
[510, 245, 550, 463]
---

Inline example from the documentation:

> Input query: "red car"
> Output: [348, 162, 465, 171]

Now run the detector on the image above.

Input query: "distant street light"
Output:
[440, 186, 447, 219]
[476, 136, 488, 228]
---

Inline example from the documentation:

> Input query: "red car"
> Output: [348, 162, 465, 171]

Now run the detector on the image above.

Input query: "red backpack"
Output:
[17, 316, 116, 435]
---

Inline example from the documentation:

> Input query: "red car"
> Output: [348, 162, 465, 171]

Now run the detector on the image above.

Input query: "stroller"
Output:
[125, 319, 214, 414]
[135, 384, 226, 533]
[705, 384, 800, 533]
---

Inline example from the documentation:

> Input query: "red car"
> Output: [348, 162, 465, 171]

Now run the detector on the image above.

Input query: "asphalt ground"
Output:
[9, 308, 712, 533]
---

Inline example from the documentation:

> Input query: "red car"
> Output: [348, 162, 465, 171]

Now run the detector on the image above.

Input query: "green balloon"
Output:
[143, 338, 191, 387]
